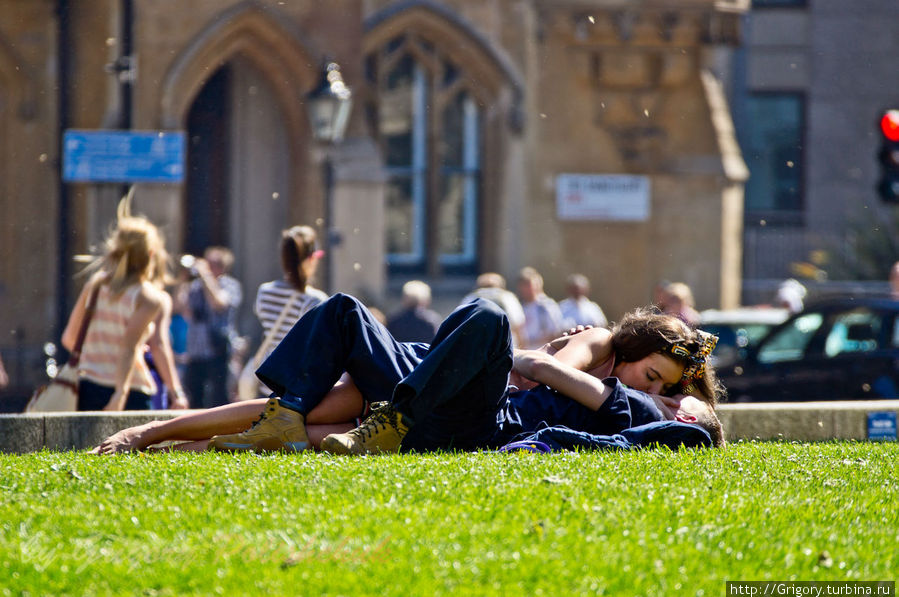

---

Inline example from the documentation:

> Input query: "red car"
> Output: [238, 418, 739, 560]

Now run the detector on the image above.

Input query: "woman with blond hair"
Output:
[62, 193, 187, 411]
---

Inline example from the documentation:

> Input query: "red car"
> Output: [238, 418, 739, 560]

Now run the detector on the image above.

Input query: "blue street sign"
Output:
[63, 129, 185, 183]
[867, 411, 897, 441]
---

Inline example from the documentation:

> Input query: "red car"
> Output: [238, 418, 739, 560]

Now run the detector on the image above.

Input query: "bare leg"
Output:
[91, 399, 268, 454]
[146, 423, 356, 452]
[305, 374, 365, 424]
[92, 375, 365, 454]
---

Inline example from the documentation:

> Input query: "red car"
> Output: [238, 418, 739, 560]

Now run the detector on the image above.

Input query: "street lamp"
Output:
[305, 62, 353, 291]
[305, 62, 353, 143]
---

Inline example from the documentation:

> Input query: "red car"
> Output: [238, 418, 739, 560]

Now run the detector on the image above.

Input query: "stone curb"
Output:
[716, 400, 899, 442]
[0, 411, 184, 454]
[1, 401, 898, 453]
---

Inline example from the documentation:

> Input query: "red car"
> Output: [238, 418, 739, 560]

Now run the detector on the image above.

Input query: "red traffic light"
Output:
[881, 110, 899, 142]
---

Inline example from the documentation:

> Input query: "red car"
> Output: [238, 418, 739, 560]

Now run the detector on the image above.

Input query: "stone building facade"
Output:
[0, 0, 748, 394]
[735, 0, 899, 301]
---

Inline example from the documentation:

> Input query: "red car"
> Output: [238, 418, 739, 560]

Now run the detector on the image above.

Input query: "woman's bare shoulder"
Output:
[545, 326, 612, 353]
[563, 326, 612, 345]
[137, 281, 171, 310]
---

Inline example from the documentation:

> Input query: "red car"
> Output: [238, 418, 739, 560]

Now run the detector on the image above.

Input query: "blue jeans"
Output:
[256, 293, 513, 451]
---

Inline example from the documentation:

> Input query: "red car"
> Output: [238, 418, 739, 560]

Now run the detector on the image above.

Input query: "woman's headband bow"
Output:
[667, 330, 718, 391]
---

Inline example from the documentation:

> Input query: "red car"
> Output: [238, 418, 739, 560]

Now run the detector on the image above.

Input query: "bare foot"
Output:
[90, 421, 162, 454]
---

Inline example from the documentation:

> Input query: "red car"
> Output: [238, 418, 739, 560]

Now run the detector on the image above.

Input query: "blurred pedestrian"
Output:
[61, 192, 187, 411]
[178, 246, 243, 409]
[387, 280, 442, 343]
[652, 279, 671, 307]
[0, 354, 8, 390]
[657, 282, 701, 327]
[254, 226, 328, 348]
[774, 278, 806, 314]
[889, 261, 899, 299]
[169, 257, 192, 382]
[559, 273, 608, 329]
[460, 272, 526, 347]
[239, 226, 328, 400]
[517, 266, 565, 348]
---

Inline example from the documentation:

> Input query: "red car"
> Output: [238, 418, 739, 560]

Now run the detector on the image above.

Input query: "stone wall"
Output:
[3, 400, 896, 453]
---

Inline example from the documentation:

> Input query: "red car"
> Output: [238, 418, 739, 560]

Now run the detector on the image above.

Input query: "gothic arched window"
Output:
[368, 34, 482, 275]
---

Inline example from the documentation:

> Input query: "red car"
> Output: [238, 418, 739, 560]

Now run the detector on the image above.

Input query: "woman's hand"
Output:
[104, 390, 127, 411]
[508, 369, 538, 392]
[170, 390, 190, 410]
[562, 324, 593, 337]
[192, 257, 212, 279]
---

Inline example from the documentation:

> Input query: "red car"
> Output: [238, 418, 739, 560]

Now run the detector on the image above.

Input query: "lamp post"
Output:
[305, 62, 353, 292]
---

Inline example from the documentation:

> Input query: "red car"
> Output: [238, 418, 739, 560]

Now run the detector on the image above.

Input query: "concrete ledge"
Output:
[717, 400, 899, 442]
[0, 411, 183, 454]
[1, 402, 897, 453]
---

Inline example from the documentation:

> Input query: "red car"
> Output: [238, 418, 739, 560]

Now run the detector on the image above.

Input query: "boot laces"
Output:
[355, 408, 395, 440]
[247, 402, 277, 431]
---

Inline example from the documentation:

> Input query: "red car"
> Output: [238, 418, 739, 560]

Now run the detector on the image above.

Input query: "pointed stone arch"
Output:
[158, 1, 327, 238]
[161, 1, 320, 132]
[364, 0, 522, 104]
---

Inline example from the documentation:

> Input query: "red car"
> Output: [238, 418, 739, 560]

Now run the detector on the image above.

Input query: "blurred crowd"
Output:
[155, 251, 723, 408]
[10, 190, 899, 412]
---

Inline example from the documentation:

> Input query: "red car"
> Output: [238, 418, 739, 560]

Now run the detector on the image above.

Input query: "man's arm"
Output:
[193, 259, 231, 312]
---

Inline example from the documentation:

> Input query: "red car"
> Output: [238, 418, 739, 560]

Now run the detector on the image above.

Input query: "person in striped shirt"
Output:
[62, 194, 188, 411]
[253, 226, 329, 354]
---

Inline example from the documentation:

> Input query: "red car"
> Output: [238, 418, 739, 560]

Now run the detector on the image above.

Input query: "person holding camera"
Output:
[176, 246, 243, 409]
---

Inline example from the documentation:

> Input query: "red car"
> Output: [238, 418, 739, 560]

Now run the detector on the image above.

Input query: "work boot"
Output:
[320, 402, 410, 455]
[208, 397, 309, 452]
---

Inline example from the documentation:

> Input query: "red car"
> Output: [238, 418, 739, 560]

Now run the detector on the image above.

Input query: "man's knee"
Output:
[461, 297, 507, 323]
[450, 298, 510, 345]
[323, 292, 372, 317]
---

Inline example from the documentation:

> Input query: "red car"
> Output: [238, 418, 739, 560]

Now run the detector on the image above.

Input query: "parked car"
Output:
[718, 296, 899, 402]
[699, 307, 789, 367]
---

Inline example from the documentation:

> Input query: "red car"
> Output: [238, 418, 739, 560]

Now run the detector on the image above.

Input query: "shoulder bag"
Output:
[236, 292, 300, 401]
[25, 282, 101, 412]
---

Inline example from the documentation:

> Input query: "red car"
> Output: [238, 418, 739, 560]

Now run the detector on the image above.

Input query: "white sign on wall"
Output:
[556, 174, 650, 221]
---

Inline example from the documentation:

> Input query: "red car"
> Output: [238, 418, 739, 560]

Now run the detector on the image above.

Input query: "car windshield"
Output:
[757, 313, 824, 364]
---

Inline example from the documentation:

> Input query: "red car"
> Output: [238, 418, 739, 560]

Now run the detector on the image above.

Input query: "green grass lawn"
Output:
[2, 442, 897, 596]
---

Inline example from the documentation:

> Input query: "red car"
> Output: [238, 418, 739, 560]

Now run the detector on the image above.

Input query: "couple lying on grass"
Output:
[94, 293, 725, 455]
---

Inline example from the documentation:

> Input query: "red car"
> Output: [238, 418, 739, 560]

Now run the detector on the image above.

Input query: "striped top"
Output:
[79, 282, 156, 395]
[254, 280, 328, 358]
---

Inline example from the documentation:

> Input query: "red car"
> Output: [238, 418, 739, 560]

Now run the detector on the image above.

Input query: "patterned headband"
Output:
[666, 329, 718, 390]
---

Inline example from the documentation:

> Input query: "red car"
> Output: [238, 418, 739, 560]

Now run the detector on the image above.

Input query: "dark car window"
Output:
[824, 310, 882, 357]
[758, 312, 823, 364]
